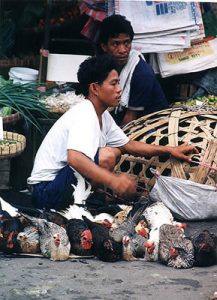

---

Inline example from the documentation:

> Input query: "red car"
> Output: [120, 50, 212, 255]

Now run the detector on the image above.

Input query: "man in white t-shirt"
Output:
[28, 54, 198, 210]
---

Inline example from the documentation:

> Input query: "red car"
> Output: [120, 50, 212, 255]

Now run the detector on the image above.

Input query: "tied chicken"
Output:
[159, 224, 194, 269]
[143, 202, 174, 262]
[21, 214, 70, 261]
[83, 216, 122, 262]
[17, 226, 40, 254]
[66, 218, 93, 256]
[192, 230, 217, 267]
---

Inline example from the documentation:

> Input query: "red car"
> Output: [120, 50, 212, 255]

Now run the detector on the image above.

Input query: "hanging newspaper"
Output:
[113, 1, 204, 53]
[157, 38, 217, 77]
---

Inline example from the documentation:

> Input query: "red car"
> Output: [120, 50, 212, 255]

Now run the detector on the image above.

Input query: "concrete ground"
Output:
[1, 253, 217, 300]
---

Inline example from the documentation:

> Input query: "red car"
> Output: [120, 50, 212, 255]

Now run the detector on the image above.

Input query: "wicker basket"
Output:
[0, 131, 26, 158]
[2, 112, 20, 125]
[115, 107, 217, 190]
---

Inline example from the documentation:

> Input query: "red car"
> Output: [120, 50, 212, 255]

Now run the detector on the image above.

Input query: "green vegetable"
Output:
[0, 139, 17, 145]
[0, 81, 53, 131]
[0, 106, 12, 117]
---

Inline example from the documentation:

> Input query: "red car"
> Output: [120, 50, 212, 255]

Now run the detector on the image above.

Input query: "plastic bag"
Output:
[150, 174, 217, 221]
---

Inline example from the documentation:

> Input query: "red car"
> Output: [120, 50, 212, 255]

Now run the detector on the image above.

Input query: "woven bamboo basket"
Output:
[0, 131, 26, 158]
[3, 112, 20, 125]
[115, 107, 217, 190]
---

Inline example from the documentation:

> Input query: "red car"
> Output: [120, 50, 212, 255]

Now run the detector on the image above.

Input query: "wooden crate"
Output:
[0, 158, 11, 189]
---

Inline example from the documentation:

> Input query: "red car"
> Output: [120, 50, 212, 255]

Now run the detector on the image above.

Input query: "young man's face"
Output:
[101, 33, 132, 66]
[95, 69, 122, 108]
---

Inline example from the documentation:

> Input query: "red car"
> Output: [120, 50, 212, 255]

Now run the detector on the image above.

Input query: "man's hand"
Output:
[169, 143, 199, 162]
[109, 173, 137, 197]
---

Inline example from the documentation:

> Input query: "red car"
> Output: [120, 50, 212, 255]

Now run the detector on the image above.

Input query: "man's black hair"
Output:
[76, 54, 118, 97]
[97, 14, 134, 53]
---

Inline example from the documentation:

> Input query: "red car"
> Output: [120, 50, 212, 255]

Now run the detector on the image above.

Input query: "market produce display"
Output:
[173, 95, 217, 107]
[0, 77, 51, 130]
[40, 91, 84, 113]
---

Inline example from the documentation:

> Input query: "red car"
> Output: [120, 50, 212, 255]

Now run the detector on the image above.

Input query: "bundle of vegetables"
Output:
[0, 80, 51, 131]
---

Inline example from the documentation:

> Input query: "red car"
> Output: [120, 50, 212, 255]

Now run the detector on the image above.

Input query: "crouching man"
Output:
[27, 54, 198, 210]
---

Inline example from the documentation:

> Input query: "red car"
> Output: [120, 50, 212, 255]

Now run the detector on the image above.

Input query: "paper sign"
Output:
[157, 38, 217, 77]
[0, 117, 3, 140]
[47, 54, 90, 83]
[165, 41, 214, 64]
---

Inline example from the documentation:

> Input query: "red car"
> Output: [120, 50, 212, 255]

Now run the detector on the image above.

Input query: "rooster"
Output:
[159, 224, 194, 269]
[66, 218, 93, 256]
[192, 230, 217, 267]
[20, 213, 70, 261]
[17, 225, 40, 254]
[82, 216, 122, 262]
[71, 170, 92, 205]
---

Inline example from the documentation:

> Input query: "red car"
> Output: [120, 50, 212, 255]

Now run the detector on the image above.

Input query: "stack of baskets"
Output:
[115, 107, 217, 191]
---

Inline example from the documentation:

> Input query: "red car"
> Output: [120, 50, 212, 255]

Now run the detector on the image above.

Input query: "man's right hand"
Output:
[109, 173, 137, 197]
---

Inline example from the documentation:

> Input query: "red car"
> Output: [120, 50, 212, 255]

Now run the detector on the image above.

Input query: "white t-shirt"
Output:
[28, 100, 129, 184]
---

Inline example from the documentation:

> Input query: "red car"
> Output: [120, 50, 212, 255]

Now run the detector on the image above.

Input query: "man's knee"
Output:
[99, 147, 121, 171]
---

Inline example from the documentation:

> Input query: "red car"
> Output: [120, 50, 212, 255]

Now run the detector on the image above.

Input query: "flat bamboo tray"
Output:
[0, 131, 26, 158]
[115, 107, 217, 190]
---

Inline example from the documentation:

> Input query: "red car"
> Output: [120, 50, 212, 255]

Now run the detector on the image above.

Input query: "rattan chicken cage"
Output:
[115, 107, 217, 191]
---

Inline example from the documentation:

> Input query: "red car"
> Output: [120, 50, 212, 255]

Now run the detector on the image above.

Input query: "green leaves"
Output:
[0, 81, 52, 131]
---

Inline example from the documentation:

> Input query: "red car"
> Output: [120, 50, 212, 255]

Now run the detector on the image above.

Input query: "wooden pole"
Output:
[38, 0, 52, 88]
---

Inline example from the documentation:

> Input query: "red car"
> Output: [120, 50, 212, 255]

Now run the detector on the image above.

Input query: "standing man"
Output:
[96, 14, 169, 126]
[28, 55, 197, 210]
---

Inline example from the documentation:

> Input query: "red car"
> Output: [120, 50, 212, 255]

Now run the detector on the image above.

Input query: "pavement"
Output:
[1, 253, 217, 300]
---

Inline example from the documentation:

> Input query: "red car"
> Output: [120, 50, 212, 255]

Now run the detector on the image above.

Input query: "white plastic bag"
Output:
[150, 174, 217, 221]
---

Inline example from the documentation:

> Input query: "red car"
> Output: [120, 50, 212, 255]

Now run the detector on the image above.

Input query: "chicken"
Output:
[17, 225, 40, 254]
[0, 197, 18, 217]
[192, 230, 217, 267]
[122, 235, 137, 261]
[66, 218, 93, 256]
[143, 202, 174, 229]
[122, 233, 147, 261]
[58, 204, 95, 221]
[109, 206, 147, 243]
[135, 219, 149, 238]
[0, 217, 24, 254]
[159, 224, 194, 269]
[82, 216, 122, 262]
[143, 202, 174, 262]
[113, 206, 132, 226]
[71, 170, 92, 205]
[85, 189, 122, 217]
[93, 213, 114, 226]
[39, 210, 67, 228]
[20, 214, 70, 261]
